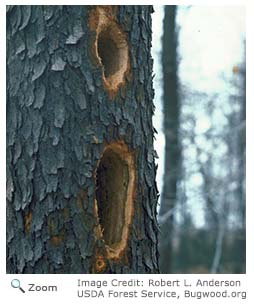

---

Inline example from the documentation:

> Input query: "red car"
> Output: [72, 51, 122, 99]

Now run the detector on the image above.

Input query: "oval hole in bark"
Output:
[98, 29, 119, 78]
[95, 142, 135, 259]
[96, 24, 129, 92]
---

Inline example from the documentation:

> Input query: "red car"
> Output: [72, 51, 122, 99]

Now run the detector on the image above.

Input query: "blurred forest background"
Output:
[152, 6, 246, 273]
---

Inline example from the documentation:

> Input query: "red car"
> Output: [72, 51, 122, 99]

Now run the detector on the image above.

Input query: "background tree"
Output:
[6, 5, 159, 274]
[158, 5, 180, 274]
[172, 51, 246, 274]
[155, 6, 245, 273]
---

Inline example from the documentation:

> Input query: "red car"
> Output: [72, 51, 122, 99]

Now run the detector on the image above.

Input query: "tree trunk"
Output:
[6, 5, 159, 274]
[158, 5, 180, 274]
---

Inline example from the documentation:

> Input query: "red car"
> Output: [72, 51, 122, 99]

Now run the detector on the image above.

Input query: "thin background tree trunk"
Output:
[158, 5, 180, 273]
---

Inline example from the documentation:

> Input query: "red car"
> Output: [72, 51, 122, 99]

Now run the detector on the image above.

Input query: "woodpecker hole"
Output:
[96, 150, 128, 246]
[95, 142, 135, 259]
[89, 7, 129, 96]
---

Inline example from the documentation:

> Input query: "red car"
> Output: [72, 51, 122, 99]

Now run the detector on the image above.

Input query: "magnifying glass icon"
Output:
[11, 279, 25, 293]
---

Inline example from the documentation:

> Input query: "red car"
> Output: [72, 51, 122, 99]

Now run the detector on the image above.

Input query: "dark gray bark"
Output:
[158, 5, 180, 273]
[6, 5, 159, 274]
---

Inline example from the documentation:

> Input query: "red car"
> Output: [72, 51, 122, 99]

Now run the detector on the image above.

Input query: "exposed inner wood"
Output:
[24, 211, 32, 234]
[95, 257, 106, 272]
[95, 142, 135, 259]
[89, 7, 129, 96]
